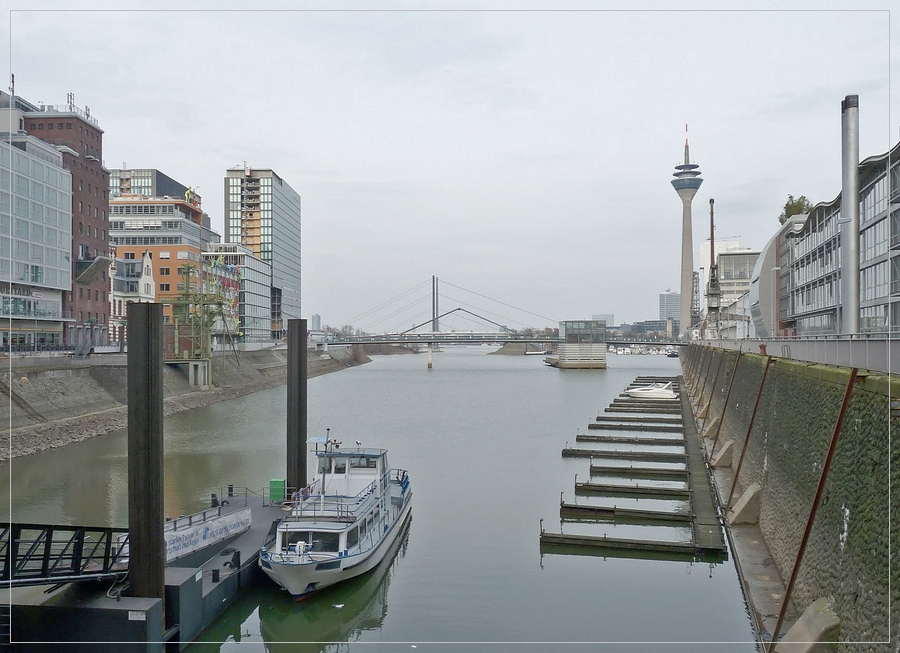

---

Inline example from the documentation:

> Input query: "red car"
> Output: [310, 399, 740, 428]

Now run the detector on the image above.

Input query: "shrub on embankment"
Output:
[687, 345, 897, 651]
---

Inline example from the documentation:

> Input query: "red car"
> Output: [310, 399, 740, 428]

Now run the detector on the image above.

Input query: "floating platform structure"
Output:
[543, 375, 728, 560]
[2, 490, 285, 650]
[543, 320, 608, 369]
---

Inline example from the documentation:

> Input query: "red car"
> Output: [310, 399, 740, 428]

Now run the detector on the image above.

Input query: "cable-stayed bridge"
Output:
[326, 277, 684, 348]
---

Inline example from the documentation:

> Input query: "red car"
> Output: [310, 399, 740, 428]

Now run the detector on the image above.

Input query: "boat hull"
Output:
[260, 494, 413, 600]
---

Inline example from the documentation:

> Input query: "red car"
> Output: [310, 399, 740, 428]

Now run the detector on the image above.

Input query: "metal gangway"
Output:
[0, 522, 130, 588]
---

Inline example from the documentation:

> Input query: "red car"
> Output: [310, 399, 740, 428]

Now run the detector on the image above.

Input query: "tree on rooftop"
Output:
[778, 195, 812, 224]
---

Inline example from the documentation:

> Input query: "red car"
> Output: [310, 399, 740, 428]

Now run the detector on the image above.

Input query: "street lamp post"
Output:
[771, 267, 782, 337]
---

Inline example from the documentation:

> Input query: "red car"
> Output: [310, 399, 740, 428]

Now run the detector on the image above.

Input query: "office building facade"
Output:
[203, 243, 272, 343]
[745, 140, 898, 337]
[0, 133, 73, 350]
[658, 292, 680, 321]
[3, 91, 112, 347]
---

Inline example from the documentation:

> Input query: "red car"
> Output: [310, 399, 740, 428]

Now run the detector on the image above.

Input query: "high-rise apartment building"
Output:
[0, 133, 73, 350]
[225, 165, 301, 340]
[3, 91, 112, 347]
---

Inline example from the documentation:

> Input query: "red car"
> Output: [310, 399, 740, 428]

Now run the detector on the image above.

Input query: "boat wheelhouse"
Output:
[259, 436, 412, 599]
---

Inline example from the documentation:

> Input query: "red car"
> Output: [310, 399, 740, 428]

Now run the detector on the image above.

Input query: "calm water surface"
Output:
[1, 348, 756, 651]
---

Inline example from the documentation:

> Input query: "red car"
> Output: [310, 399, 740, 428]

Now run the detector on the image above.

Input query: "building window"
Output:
[58, 123, 63, 129]
[160, 283, 170, 292]
[37, 124, 43, 130]
[124, 252, 135, 260]
[48, 123, 53, 130]
[160, 267, 170, 276]
[79, 201, 83, 213]
[66, 123, 72, 129]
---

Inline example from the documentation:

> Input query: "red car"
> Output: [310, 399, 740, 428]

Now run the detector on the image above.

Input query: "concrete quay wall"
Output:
[686, 345, 897, 651]
[0, 345, 370, 462]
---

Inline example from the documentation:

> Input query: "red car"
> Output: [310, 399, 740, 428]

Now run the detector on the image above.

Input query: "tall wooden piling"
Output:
[126, 302, 165, 602]
[287, 318, 308, 491]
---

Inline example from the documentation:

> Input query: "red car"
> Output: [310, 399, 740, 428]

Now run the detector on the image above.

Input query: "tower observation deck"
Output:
[671, 136, 703, 338]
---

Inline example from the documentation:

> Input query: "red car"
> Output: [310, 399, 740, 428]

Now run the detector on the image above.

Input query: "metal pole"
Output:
[768, 368, 859, 650]
[725, 356, 773, 510]
[840, 95, 860, 335]
[710, 349, 743, 453]
[126, 302, 165, 601]
[286, 319, 308, 491]
[700, 347, 726, 410]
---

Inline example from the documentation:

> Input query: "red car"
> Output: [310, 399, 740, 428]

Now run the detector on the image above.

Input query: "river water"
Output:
[2, 347, 756, 651]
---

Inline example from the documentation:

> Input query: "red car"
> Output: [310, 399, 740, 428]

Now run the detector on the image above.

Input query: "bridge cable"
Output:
[358, 292, 433, 333]
[341, 279, 432, 327]
[440, 293, 535, 330]
[439, 279, 557, 323]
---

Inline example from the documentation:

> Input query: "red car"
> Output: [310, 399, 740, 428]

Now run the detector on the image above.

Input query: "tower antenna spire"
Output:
[684, 124, 690, 164]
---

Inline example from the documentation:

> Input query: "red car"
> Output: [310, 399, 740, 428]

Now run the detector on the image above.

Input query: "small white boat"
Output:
[259, 435, 412, 600]
[625, 382, 677, 400]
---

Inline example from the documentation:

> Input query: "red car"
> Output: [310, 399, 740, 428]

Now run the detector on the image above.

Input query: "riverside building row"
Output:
[1, 90, 302, 350]
[687, 102, 898, 340]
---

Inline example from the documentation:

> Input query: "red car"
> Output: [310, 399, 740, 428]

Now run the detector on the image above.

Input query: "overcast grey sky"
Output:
[5, 2, 897, 330]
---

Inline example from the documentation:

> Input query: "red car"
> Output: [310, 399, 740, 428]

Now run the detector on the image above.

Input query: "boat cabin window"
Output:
[349, 456, 377, 469]
[318, 456, 347, 474]
[284, 530, 340, 552]
[347, 526, 359, 549]
[359, 518, 367, 539]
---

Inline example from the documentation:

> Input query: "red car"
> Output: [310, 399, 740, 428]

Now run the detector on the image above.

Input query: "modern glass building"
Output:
[552, 320, 607, 368]
[746, 140, 899, 337]
[203, 243, 272, 343]
[224, 165, 301, 340]
[0, 134, 73, 350]
[658, 292, 680, 321]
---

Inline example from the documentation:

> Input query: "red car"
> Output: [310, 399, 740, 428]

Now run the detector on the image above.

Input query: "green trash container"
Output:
[270, 478, 286, 502]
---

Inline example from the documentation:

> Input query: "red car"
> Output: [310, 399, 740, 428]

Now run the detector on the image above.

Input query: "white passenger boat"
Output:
[625, 382, 677, 400]
[259, 435, 412, 600]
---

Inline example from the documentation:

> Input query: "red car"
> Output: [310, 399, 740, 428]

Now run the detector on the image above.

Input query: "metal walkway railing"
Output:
[0, 523, 129, 588]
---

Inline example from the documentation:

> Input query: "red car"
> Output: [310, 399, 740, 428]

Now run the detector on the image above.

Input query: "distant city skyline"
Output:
[4, 5, 895, 328]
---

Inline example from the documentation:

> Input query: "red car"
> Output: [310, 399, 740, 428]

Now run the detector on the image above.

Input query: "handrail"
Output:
[0, 522, 130, 587]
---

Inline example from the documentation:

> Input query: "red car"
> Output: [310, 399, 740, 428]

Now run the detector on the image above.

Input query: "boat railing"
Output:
[280, 480, 378, 522]
[164, 506, 222, 533]
[389, 469, 411, 494]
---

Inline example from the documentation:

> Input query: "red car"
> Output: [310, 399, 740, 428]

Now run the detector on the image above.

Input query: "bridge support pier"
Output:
[427, 344, 433, 369]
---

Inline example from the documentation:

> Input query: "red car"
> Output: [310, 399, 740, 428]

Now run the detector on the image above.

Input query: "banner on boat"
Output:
[166, 508, 252, 561]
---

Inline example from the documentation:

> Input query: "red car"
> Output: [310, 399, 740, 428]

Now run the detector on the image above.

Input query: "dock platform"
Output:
[4, 492, 285, 650]
[543, 376, 727, 560]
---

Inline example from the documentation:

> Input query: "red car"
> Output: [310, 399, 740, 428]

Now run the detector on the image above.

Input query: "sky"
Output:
[4, 1, 897, 332]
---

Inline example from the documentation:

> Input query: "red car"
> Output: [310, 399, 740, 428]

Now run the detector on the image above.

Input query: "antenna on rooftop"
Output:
[9, 73, 14, 96]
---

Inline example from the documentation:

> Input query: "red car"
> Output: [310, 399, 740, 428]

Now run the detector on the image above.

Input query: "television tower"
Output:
[671, 126, 703, 338]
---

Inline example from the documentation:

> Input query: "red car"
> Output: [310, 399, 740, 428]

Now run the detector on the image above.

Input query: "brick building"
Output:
[3, 91, 112, 347]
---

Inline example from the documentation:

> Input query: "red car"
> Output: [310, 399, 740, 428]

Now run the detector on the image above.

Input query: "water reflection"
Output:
[191, 517, 411, 651]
